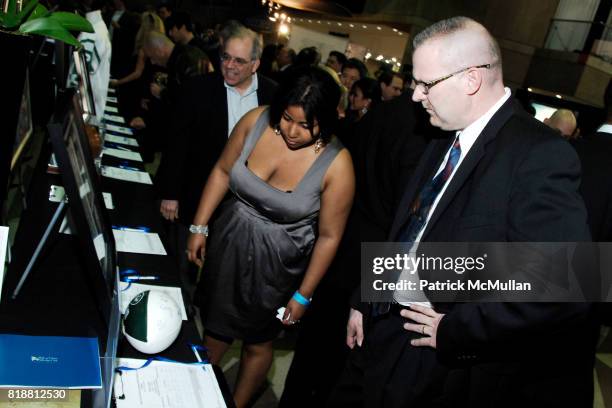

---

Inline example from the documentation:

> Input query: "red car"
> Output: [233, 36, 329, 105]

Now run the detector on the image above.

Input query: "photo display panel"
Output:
[48, 90, 116, 323]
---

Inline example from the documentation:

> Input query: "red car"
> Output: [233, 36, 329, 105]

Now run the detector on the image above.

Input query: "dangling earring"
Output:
[361, 106, 368, 115]
[274, 124, 281, 135]
[314, 138, 324, 154]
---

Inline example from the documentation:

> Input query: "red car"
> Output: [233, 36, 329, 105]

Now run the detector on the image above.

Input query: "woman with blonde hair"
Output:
[110, 11, 165, 87]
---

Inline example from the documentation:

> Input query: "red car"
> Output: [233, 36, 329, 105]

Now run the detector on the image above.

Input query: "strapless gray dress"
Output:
[197, 108, 343, 342]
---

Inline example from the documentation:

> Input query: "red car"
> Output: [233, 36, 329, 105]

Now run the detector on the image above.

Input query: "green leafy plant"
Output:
[0, 0, 94, 47]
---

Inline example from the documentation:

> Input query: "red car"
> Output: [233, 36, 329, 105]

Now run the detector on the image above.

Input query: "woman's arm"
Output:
[283, 148, 355, 323]
[110, 49, 146, 87]
[186, 106, 267, 266]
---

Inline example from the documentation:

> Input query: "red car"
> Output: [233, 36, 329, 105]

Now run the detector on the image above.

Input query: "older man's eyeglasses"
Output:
[412, 63, 491, 95]
[220, 52, 252, 67]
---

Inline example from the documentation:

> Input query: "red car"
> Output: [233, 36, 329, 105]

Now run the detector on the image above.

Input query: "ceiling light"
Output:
[377, 26, 382, 30]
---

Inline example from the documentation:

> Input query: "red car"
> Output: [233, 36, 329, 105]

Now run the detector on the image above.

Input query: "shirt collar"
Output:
[597, 123, 612, 134]
[457, 87, 511, 151]
[225, 73, 258, 97]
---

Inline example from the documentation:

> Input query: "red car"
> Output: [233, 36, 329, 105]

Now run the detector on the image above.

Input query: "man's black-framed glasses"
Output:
[413, 63, 491, 95]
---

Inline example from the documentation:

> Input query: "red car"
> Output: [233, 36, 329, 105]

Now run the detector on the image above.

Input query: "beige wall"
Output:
[291, 21, 408, 64]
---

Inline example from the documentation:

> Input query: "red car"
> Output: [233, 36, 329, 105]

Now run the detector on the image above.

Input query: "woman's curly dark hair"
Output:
[269, 66, 341, 144]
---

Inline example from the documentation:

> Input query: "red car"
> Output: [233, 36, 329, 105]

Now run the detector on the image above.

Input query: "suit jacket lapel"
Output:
[389, 139, 451, 240]
[420, 97, 518, 240]
[215, 76, 229, 138]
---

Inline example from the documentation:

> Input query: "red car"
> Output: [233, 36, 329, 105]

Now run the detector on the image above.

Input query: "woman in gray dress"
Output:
[187, 66, 355, 407]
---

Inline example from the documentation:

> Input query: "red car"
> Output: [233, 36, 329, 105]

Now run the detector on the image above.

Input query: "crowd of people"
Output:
[75, 1, 611, 406]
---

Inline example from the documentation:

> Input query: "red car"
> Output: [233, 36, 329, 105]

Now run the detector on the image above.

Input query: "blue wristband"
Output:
[292, 291, 311, 307]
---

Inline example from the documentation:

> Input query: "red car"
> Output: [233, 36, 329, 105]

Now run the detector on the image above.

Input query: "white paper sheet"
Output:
[105, 105, 118, 113]
[0, 226, 9, 302]
[93, 234, 106, 261]
[59, 215, 72, 235]
[114, 358, 226, 408]
[101, 166, 152, 185]
[104, 134, 139, 147]
[112, 229, 167, 255]
[104, 113, 125, 124]
[118, 283, 187, 319]
[102, 147, 142, 162]
[48, 185, 114, 210]
[106, 123, 133, 135]
[102, 192, 114, 210]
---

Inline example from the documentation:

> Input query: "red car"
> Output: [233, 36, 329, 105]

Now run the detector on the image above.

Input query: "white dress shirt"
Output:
[395, 87, 512, 307]
[226, 74, 259, 137]
[597, 123, 612, 134]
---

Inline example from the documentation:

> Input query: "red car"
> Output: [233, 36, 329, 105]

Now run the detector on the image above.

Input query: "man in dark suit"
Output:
[572, 80, 612, 325]
[331, 16, 597, 408]
[108, 0, 139, 79]
[154, 23, 277, 286]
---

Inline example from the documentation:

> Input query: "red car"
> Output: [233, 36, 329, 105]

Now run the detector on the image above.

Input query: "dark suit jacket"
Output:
[572, 131, 612, 242]
[572, 131, 612, 326]
[155, 73, 277, 225]
[388, 97, 597, 406]
[109, 11, 140, 78]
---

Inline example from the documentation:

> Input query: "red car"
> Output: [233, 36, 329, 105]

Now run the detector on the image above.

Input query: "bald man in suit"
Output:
[332, 16, 597, 408]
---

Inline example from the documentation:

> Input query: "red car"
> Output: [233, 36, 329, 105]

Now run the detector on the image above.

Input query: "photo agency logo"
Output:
[361, 242, 612, 303]
[372, 252, 487, 275]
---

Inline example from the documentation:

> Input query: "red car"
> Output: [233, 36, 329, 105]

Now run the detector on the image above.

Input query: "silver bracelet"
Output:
[189, 224, 209, 236]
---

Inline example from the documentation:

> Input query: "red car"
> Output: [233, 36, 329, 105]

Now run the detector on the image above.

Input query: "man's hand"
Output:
[150, 83, 162, 99]
[160, 200, 179, 221]
[346, 308, 364, 349]
[400, 304, 444, 349]
[130, 117, 146, 129]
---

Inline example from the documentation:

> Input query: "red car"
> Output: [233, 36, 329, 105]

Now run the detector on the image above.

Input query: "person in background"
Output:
[339, 58, 369, 118]
[156, 1, 172, 21]
[155, 23, 277, 300]
[294, 46, 321, 67]
[326, 50, 347, 75]
[337, 77, 381, 154]
[187, 66, 354, 408]
[340, 58, 368, 91]
[259, 43, 280, 78]
[544, 108, 578, 139]
[276, 44, 296, 72]
[165, 11, 209, 56]
[108, 0, 140, 80]
[378, 71, 404, 101]
[349, 78, 381, 121]
[109, 11, 165, 89]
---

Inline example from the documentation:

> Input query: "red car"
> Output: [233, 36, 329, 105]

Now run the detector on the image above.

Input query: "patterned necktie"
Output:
[398, 135, 462, 242]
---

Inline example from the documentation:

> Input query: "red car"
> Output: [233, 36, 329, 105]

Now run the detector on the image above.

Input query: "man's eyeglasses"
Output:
[220, 52, 252, 67]
[412, 63, 492, 95]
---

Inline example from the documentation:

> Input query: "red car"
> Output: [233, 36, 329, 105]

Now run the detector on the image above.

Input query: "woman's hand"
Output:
[187, 233, 207, 267]
[282, 298, 307, 326]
